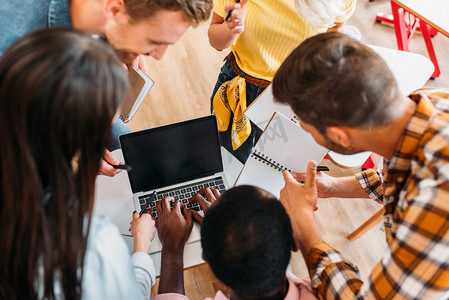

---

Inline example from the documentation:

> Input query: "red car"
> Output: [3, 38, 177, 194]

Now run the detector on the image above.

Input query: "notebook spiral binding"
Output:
[251, 150, 292, 173]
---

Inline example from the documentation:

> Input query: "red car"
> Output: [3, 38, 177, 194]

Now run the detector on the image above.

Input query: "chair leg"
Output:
[347, 207, 385, 240]
[391, 1, 410, 51]
[420, 20, 441, 78]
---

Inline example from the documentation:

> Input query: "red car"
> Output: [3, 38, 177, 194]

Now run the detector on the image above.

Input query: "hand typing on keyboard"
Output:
[138, 178, 225, 219]
[189, 188, 220, 225]
[155, 198, 193, 252]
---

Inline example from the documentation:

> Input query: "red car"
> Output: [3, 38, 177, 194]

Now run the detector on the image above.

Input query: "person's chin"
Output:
[113, 49, 135, 65]
[330, 148, 364, 155]
[325, 141, 364, 155]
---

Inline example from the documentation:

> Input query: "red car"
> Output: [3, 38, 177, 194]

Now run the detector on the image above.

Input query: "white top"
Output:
[82, 215, 156, 300]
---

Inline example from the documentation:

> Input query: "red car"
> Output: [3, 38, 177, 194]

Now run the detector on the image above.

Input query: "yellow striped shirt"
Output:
[213, 0, 356, 81]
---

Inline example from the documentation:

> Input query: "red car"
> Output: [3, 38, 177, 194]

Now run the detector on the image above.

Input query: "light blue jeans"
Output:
[109, 118, 132, 151]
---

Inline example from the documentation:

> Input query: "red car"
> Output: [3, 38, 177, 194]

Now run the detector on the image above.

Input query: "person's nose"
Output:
[150, 45, 169, 60]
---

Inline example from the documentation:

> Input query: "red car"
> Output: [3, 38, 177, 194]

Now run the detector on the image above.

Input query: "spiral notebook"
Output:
[234, 112, 328, 199]
[245, 84, 301, 131]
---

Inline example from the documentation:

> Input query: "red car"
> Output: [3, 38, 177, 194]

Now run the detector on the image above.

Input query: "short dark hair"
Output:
[201, 186, 293, 297]
[124, 0, 212, 27]
[273, 32, 402, 134]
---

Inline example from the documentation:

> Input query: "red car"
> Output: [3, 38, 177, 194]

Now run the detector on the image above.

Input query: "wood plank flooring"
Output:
[127, 1, 449, 298]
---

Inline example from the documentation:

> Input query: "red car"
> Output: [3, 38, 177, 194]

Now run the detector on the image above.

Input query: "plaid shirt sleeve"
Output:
[355, 168, 384, 203]
[307, 87, 449, 299]
[308, 242, 363, 299]
[308, 180, 449, 299]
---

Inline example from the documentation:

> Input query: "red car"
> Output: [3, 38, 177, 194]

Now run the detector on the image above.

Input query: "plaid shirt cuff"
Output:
[355, 169, 383, 203]
[308, 242, 362, 299]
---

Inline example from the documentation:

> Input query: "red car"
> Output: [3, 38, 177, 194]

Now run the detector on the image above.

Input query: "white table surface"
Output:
[369, 45, 434, 96]
[94, 147, 243, 275]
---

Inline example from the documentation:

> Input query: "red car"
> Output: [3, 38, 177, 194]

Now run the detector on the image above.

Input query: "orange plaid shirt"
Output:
[308, 88, 449, 299]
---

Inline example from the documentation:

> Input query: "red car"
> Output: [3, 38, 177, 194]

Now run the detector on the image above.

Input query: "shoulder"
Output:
[410, 88, 449, 165]
[82, 215, 149, 300]
[84, 215, 130, 274]
[88, 214, 120, 240]
[411, 112, 449, 186]
[0, 0, 52, 55]
[412, 87, 449, 113]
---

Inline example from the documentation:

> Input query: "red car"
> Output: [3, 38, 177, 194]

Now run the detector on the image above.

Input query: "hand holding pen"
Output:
[97, 149, 133, 177]
[130, 209, 156, 253]
[139, 191, 157, 217]
[98, 149, 123, 177]
[224, 0, 248, 35]
[290, 165, 336, 199]
[129, 191, 157, 254]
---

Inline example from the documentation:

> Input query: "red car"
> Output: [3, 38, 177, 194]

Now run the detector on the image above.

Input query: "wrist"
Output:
[159, 246, 185, 294]
[161, 244, 185, 258]
[133, 235, 152, 253]
[222, 22, 240, 39]
[292, 213, 323, 256]
[324, 176, 339, 198]
[328, 176, 357, 198]
[161, 247, 184, 273]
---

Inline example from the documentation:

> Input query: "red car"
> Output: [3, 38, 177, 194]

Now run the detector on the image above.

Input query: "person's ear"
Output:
[326, 126, 351, 147]
[103, 0, 126, 19]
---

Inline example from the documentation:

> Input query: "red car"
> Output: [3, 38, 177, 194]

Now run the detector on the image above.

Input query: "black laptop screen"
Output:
[120, 115, 223, 194]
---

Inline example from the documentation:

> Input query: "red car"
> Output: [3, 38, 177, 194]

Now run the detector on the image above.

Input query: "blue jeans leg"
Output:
[109, 117, 132, 151]
[210, 59, 266, 164]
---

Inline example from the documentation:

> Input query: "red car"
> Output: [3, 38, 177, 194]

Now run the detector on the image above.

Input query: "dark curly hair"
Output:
[201, 185, 293, 297]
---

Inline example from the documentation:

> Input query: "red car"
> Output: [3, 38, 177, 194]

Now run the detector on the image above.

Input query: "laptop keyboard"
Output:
[138, 177, 226, 218]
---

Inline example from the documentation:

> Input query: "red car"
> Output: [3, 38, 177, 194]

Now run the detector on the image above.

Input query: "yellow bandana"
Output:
[213, 76, 251, 150]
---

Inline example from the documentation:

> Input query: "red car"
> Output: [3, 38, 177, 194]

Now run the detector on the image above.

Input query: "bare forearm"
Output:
[294, 212, 324, 259]
[208, 23, 239, 51]
[158, 249, 185, 294]
[133, 238, 152, 253]
[328, 176, 369, 198]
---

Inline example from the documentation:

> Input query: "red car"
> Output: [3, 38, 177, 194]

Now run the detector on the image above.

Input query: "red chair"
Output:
[374, 0, 449, 78]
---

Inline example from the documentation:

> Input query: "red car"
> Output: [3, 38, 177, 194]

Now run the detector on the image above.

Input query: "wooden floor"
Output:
[126, 1, 449, 298]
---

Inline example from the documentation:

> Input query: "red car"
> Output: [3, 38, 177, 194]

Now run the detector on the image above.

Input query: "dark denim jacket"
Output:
[0, 0, 71, 56]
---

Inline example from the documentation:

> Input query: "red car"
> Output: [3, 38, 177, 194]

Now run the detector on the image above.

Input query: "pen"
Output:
[111, 164, 132, 172]
[139, 191, 157, 217]
[225, 0, 241, 21]
[253, 152, 330, 172]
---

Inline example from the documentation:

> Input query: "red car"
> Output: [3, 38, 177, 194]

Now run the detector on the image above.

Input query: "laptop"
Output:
[119, 115, 230, 253]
